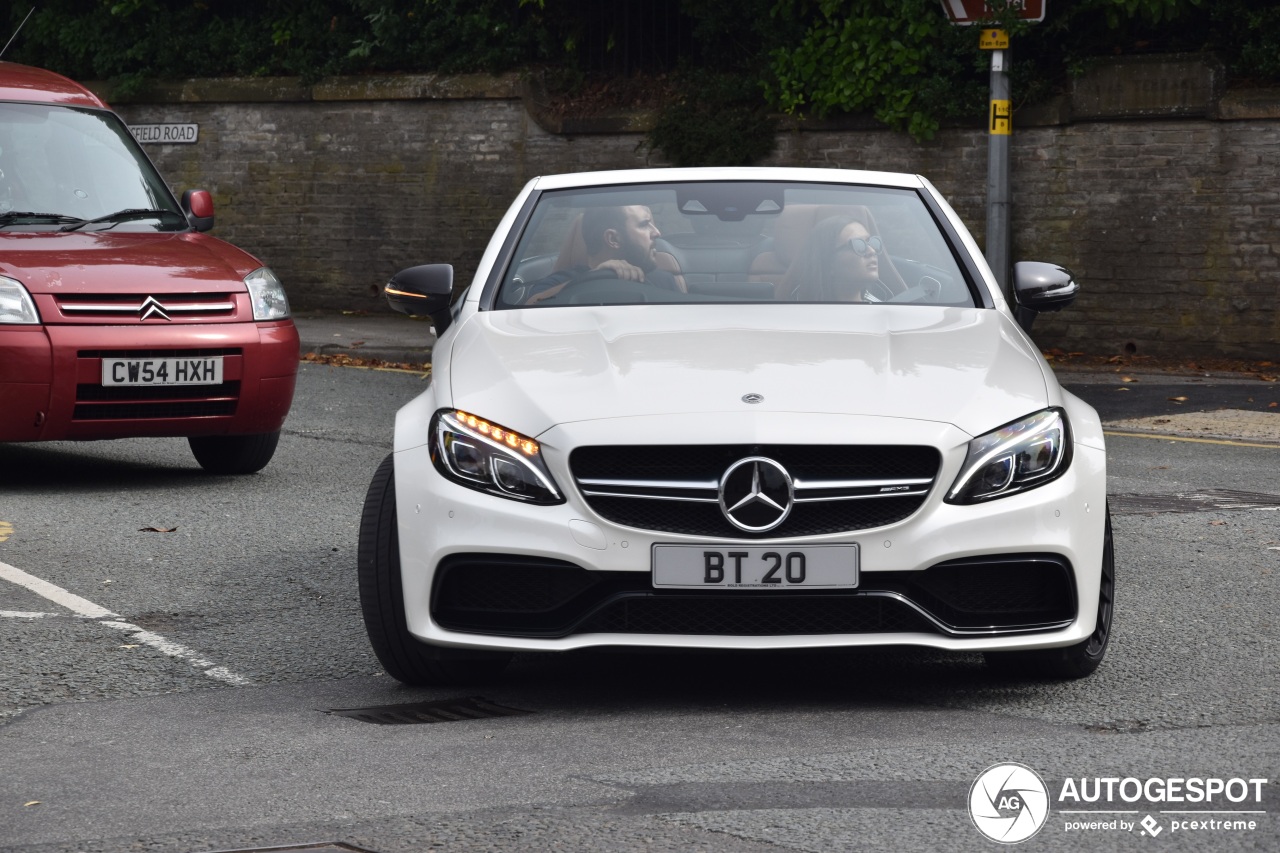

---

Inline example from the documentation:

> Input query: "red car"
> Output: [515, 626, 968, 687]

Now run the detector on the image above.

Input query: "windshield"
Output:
[0, 103, 183, 231]
[495, 181, 977, 308]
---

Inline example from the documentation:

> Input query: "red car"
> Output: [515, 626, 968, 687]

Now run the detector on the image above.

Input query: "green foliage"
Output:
[766, 0, 952, 140]
[646, 70, 777, 167]
[2, 0, 1277, 157]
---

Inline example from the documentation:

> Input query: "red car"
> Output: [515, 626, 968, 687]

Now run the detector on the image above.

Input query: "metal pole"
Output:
[986, 47, 1012, 301]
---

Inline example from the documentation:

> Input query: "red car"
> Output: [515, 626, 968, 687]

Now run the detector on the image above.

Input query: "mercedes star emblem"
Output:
[718, 456, 794, 533]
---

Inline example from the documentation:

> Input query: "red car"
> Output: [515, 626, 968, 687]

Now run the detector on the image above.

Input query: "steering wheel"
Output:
[548, 267, 648, 304]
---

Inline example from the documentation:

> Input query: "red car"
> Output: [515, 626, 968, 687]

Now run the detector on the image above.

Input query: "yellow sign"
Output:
[980, 28, 1009, 49]
[990, 99, 1012, 135]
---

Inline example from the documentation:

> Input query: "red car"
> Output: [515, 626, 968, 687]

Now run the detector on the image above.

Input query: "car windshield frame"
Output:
[483, 180, 986, 311]
[0, 102, 185, 232]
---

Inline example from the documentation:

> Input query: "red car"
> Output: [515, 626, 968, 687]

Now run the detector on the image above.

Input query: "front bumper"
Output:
[0, 320, 299, 441]
[393, 412, 1108, 654]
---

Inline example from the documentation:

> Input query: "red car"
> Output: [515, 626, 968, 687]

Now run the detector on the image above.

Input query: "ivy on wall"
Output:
[4, 0, 1276, 164]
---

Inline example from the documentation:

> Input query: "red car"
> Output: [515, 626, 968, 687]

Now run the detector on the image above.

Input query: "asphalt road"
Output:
[0, 363, 1276, 852]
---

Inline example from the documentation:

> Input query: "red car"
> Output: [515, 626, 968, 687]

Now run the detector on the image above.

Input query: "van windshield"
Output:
[0, 103, 183, 231]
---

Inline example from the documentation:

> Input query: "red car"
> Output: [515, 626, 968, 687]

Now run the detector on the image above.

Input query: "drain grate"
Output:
[327, 696, 533, 725]
[1111, 489, 1280, 515]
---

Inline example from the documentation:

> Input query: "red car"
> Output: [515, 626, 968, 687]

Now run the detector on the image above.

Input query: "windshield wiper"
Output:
[59, 208, 187, 232]
[0, 211, 85, 227]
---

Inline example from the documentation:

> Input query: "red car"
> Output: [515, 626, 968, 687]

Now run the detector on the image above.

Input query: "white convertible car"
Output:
[358, 167, 1112, 684]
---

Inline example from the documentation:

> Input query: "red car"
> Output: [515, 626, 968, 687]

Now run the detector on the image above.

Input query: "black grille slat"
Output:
[76, 381, 241, 402]
[79, 348, 241, 358]
[73, 400, 238, 420]
[570, 444, 939, 538]
[431, 555, 1076, 638]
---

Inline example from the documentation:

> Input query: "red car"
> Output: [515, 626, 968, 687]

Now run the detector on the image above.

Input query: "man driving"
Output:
[525, 204, 680, 303]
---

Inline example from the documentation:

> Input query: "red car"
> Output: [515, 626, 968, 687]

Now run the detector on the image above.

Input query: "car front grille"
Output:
[54, 293, 238, 323]
[431, 554, 1076, 639]
[73, 348, 242, 422]
[569, 444, 940, 538]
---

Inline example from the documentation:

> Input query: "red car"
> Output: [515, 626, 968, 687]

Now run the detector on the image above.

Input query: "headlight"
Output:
[945, 409, 1071, 504]
[0, 276, 39, 324]
[245, 267, 290, 320]
[430, 409, 563, 504]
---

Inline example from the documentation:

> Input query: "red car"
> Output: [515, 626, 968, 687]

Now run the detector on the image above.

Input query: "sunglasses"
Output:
[842, 235, 883, 256]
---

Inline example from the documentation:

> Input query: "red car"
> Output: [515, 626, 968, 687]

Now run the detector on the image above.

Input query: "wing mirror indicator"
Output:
[385, 263, 455, 335]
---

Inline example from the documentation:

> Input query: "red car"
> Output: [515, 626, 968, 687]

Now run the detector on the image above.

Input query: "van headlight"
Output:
[430, 409, 563, 504]
[245, 267, 290, 320]
[946, 409, 1071, 504]
[0, 276, 39, 324]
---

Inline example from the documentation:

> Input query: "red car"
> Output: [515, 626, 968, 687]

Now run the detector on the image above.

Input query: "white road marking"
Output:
[0, 560, 117, 618]
[0, 559, 253, 686]
[0, 610, 56, 618]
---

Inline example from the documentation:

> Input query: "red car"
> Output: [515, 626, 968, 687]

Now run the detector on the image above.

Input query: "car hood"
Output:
[446, 305, 1052, 439]
[0, 231, 261, 293]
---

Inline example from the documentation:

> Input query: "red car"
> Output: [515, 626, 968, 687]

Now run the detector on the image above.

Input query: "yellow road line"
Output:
[1104, 430, 1280, 449]
[0, 521, 12, 543]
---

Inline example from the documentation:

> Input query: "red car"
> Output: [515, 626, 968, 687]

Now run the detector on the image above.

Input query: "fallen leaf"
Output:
[1149, 466, 1169, 470]
[23, 801, 40, 807]
[1115, 387, 1131, 392]
[1122, 376, 1138, 383]
[120, 644, 141, 649]
[1210, 520, 1228, 526]
[1168, 396, 1188, 403]
[1270, 402, 1278, 409]
[139, 526, 178, 533]
[350, 340, 366, 348]
[1259, 374, 1277, 382]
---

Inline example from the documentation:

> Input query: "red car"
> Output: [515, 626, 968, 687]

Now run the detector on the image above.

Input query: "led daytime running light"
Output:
[455, 410, 540, 457]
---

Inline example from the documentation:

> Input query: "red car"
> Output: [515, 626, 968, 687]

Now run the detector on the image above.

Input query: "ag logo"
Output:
[969, 762, 1050, 844]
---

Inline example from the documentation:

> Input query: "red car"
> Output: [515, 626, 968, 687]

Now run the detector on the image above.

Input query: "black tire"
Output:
[188, 430, 280, 474]
[985, 507, 1115, 680]
[357, 454, 512, 686]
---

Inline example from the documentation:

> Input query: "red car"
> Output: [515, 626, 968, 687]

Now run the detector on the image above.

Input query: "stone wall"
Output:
[98, 57, 1280, 359]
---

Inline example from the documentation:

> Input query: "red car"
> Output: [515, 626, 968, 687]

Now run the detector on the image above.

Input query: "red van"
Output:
[0, 62, 298, 474]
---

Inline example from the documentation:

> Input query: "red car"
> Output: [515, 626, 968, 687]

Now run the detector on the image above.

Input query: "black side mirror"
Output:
[181, 189, 214, 232]
[385, 264, 455, 335]
[1012, 262, 1079, 332]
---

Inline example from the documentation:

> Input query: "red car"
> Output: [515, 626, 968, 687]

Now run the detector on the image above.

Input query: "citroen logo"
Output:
[139, 296, 171, 321]
[718, 456, 794, 533]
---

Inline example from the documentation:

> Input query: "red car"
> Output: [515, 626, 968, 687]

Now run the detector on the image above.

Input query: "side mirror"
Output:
[181, 189, 215, 232]
[1012, 262, 1079, 332]
[385, 264, 455, 335]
